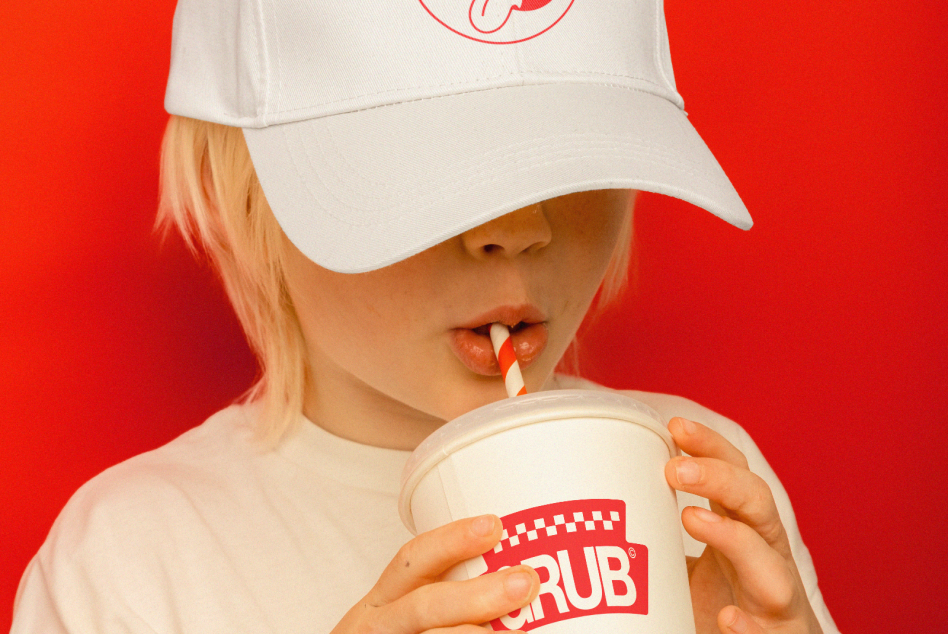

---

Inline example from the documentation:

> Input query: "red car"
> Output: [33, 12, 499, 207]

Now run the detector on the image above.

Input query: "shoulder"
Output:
[12, 405, 261, 630]
[51, 404, 266, 557]
[57, 404, 258, 532]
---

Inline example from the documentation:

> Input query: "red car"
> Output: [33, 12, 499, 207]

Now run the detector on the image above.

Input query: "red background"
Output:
[2, 1, 946, 630]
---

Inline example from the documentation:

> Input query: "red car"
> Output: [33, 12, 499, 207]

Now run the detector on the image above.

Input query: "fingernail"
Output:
[472, 515, 496, 536]
[680, 418, 697, 435]
[727, 609, 748, 633]
[693, 506, 723, 523]
[505, 571, 534, 601]
[675, 460, 701, 485]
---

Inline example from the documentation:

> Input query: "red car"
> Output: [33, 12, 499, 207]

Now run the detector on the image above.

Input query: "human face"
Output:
[282, 189, 633, 450]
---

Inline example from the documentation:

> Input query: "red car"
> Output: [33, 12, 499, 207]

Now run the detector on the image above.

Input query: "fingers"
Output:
[668, 417, 748, 469]
[681, 506, 797, 612]
[382, 565, 539, 634]
[666, 455, 789, 553]
[666, 418, 789, 555]
[335, 516, 538, 634]
[368, 514, 502, 606]
[667, 418, 819, 630]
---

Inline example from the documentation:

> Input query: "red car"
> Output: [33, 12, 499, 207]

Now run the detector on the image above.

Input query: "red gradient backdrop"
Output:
[2, 1, 946, 630]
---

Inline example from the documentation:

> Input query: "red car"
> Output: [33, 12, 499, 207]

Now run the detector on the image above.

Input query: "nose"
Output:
[460, 203, 553, 259]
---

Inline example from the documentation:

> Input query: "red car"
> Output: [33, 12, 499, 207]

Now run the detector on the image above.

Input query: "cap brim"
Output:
[243, 83, 751, 273]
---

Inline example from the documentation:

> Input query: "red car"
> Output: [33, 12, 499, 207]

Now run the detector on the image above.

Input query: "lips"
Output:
[449, 305, 549, 376]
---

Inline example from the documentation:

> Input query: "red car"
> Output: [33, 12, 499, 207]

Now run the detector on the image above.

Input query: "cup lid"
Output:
[399, 389, 675, 533]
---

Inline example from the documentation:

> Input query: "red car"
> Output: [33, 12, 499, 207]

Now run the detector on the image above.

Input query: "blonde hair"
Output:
[157, 116, 305, 442]
[157, 115, 635, 441]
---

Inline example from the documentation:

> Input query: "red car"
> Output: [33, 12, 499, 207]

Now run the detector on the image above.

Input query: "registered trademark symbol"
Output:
[628, 547, 636, 559]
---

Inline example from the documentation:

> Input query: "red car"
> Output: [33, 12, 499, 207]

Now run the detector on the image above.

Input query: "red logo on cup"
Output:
[482, 499, 648, 631]
[419, 0, 575, 44]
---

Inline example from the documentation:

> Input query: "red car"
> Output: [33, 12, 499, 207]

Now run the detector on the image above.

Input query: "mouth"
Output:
[470, 321, 531, 337]
[449, 306, 550, 377]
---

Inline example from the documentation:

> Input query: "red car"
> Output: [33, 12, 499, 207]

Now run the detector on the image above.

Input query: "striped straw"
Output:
[489, 323, 527, 397]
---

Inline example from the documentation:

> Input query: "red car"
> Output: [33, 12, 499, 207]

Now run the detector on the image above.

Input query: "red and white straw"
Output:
[490, 323, 527, 397]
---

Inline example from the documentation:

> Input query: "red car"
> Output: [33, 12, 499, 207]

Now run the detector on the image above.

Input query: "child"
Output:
[11, 1, 839, 633]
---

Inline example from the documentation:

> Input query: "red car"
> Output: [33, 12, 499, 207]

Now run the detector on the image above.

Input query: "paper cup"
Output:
[399, 390, 695, 633]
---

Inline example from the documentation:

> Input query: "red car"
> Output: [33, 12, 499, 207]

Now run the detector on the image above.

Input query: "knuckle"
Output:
[408, 582, 439, 621]
[747, 478, 787, 542]
[719, 476, 743, 511]
[761, 521, 792, 557]
[750, 475, 773, 510]
[757, 517, 784, 546]
[393, 539, 420, 572]
[765, 566, 798, 612]
[734, 450, 749, 470]
[735, 473, 772, 516]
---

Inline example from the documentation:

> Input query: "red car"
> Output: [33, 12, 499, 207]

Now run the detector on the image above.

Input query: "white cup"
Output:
[399, 390, 695, 633]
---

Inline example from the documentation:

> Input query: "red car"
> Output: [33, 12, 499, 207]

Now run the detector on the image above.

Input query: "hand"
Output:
[664, 417, 824, 634]
[331, 515, 540, 634]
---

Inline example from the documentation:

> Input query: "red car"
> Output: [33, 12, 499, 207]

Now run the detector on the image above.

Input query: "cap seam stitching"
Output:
[294, 134, 727, 229]
[652, 0, 678, 100]
[260, 72, 675, 122]
[311, 125, 712, 206]
[315, 135, 724, 208]
[265, 0, 282, 118]
[255, 0, 271, 118]
[317, 124, 712, 200]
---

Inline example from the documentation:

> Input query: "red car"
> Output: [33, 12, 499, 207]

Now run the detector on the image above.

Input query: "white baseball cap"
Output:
[165, 0, 752, 273]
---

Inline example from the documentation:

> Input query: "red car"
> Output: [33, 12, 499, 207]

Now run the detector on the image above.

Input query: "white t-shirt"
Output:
[11, 377, 840, 633]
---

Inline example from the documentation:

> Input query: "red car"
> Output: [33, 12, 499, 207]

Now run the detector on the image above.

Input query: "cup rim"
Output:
[398, 389, 675, 534]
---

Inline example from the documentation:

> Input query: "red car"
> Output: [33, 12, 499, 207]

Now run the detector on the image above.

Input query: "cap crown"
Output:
[165, 0, 682, 127]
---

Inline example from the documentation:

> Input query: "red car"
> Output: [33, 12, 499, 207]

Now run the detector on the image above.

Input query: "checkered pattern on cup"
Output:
[494, 508, 622, 553]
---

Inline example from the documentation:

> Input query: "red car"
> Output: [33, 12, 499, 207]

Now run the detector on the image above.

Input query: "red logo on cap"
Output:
[481, 499, 648, 631]
[419, 0, 574, 44]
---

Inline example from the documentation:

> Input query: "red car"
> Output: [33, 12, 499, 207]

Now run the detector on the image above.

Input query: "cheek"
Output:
[284, 250, 442, 373]
[284, 259, 375, 364]
[539, 195, 631, 351]
[555, 203, 629, 284]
